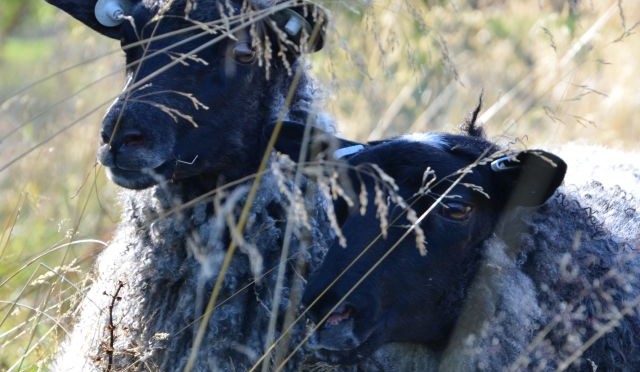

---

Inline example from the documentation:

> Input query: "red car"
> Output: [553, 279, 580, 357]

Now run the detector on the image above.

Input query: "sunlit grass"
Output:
[1, 19, 121, 370]
[315, 0, 639, 149]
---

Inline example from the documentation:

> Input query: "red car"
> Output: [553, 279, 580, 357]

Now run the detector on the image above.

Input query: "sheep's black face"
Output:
[98, 2, 267, 189]
[301, 133, 566, 364]
[47, 0, 326, 189]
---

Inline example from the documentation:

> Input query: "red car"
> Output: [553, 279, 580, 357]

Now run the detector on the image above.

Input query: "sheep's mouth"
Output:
[325, 305, 353, 327]
[308, 304, 381, 365]
[105, 161, 174, 189]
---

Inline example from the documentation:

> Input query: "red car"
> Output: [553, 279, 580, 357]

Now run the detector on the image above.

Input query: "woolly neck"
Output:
[54, 158, 333, 371]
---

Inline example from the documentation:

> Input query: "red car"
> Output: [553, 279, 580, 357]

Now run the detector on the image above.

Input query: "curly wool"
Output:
[441, 182, 640, 371]
[53, 157, 333, 371]
[52, 0, 334, 365]
[362, 146, 640, 371]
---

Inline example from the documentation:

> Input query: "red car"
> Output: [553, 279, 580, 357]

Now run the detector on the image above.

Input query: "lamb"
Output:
[46, 0, 335, 370]
[297, 114, 640, 370]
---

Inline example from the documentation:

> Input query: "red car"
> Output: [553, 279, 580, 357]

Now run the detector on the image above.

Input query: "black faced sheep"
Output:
[297, 120, 640, 371]
[46, 0, 334, 370]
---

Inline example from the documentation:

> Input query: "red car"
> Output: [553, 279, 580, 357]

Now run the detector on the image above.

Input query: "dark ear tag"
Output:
[492, 150, 567, 207]
[270, 4, 327, 53]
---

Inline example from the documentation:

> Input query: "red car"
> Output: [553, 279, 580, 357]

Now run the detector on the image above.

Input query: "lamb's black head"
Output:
[46, 0, 327, 189]
[301, 132, 566, 364]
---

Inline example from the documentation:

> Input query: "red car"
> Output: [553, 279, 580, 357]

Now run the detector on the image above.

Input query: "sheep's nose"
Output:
[120, 129, 145, 148]
[100, 129, 146, 149]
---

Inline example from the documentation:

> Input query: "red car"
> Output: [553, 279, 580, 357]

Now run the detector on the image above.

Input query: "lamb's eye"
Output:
[233, 43, 256, 64]
[439, 202, 473, 221]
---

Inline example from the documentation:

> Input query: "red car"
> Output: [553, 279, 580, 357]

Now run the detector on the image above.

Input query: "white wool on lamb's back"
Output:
[556, 143, 640, 198]
[555, 144, 639, 247]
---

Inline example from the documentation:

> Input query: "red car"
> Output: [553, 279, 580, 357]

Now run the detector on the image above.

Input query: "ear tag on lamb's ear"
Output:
[490, 156, 521, 172]
[334, 145, 365, 159]
[95, 0, 133, 27]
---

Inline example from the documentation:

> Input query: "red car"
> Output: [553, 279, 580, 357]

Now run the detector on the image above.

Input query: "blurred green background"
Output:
[1, 0, 638, 369]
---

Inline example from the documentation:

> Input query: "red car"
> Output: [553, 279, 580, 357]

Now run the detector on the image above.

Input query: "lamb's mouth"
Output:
[325, 305, 353, 328]
[105, 161, 174, 190]
[309, 304, 380, 364]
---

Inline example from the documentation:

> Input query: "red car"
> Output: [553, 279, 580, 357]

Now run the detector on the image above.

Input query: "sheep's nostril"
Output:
[121, 131, 145, 147]
[100, 131, 111, 145]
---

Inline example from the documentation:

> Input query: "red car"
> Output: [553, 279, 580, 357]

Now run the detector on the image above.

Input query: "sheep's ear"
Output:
[46, 0, 137, 40]
[264, 121, 359, 226]
[267, 2, 328, 55]
[491, 150, 567, 207]
[265, 121, 362, 162]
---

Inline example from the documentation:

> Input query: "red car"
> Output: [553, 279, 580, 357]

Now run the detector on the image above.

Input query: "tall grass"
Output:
[0, 0, 638, 369]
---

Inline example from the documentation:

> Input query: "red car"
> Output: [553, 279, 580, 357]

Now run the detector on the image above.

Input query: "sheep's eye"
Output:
[439, 202, 473, 221]
[233, 43, 256, 64]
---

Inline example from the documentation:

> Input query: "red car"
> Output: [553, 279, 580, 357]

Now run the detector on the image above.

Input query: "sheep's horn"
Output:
[95, 0, 133, 27]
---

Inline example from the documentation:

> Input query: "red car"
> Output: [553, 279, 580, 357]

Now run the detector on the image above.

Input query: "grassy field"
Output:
[0, 0, 638, 369]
